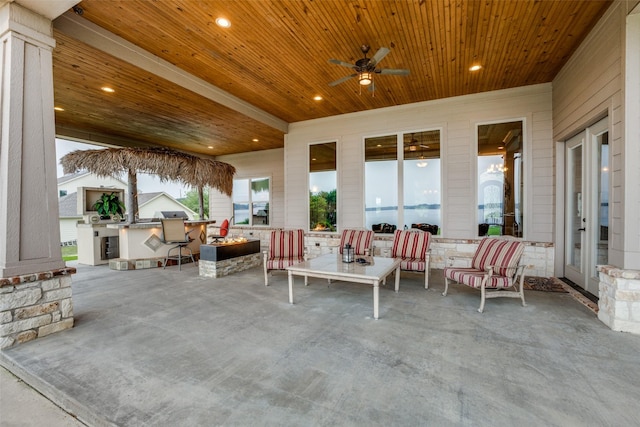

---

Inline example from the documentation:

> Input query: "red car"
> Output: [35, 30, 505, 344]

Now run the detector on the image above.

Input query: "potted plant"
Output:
[93, 192, 126, 221]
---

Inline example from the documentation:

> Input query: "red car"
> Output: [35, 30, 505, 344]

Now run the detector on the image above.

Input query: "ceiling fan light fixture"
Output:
[359, 72, 372, 86]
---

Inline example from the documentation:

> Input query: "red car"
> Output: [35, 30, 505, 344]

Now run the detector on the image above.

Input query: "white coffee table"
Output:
[286, 254, 401, 319]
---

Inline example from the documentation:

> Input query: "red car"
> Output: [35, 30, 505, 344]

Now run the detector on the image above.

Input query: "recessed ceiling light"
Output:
[252, 138, 259, 142]
[54, 106, 64, 112]
[469, 65, 482, 71]
[101, 86, 115, 93]
[313, 95, 323, 101]
[208, 146, 214, 149]
[216, 17, 231, 28]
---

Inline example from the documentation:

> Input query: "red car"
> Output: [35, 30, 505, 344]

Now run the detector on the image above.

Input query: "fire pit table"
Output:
[199, 238, 261, 278]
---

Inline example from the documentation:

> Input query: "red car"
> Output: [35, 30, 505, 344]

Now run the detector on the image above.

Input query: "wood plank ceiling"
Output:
[51, 0, 612, 157]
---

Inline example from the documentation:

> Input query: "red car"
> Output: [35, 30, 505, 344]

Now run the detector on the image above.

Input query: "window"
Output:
[309, 142, 337, 231]
[403, 131, 441, 234]
[232, 177, 270, 226]
[59, 190, 67, 197]
[365, 135, 398, 230]
[477, 121, 523, 237]
[365, 132, 442, 233]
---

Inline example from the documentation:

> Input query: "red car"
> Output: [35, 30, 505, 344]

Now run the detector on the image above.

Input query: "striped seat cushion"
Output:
[266, 257, 306, 270]
[471, 238, 524, 277]
[268, 229, 305, 260]
[443, 267, 514, 289]
[339, 229, 374, 255]
[391, 229, 431, 264]
[400, 259, 427, 272]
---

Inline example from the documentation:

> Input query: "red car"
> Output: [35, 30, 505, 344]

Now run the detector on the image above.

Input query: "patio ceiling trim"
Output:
[14, 0, 79, 20]
[53, 11, 289, 134]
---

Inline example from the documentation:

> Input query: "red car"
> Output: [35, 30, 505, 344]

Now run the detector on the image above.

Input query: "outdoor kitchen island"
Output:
[104, 220, 215, 270]
[199, 238, 261, 278]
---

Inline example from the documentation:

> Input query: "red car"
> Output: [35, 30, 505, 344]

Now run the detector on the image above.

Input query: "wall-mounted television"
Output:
[77, 187, 126, 216]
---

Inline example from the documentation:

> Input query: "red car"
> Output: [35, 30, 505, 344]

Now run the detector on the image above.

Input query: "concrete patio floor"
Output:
[1, 262, 640, 426]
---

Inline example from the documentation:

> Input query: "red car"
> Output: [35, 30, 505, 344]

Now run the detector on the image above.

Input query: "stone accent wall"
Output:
[597, 266, 640, 335]
[0, 268, 76, 350]
[199, 253, 262, 278]
[208, 226, 555, 277]
[305, 234, 555, 277]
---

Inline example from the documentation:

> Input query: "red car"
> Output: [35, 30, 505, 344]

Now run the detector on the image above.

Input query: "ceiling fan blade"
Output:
[370, 47, 390, 66]
[328, 74, 357, 87]
[378, 68, 410, 76]
[328, 58, 355, 68]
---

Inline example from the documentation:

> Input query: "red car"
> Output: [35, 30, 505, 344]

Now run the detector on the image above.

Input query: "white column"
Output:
[623, 8, 640, 269]
[0, 2, 65, 277]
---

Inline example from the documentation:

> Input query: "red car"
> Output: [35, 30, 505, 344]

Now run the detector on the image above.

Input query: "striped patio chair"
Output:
[391, 229, 432, 290]
[339, 229, 375, 256]
[442, 237, 526, 313]
[263, 229, 306, 286]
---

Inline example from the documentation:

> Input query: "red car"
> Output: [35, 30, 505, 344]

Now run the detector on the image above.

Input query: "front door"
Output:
[564, 118, 609, 295]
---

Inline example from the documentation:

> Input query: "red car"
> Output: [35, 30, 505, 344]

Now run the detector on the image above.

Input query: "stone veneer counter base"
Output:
[199, 240, 261, 278]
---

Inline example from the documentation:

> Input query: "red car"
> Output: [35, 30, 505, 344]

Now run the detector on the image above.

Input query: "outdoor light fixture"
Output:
[342, 243, 355, 263]
[215, 17, 231, 28]
[359, 72, 372, 86]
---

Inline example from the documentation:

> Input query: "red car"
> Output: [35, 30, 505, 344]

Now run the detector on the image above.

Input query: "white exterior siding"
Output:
[553, 0, 640, 270]
[285, 84, 553, 241]
[138, 195, 196, 220]
[58, 174, 126, 197]
[59, 218, 79, 243]
[210, 148, 284, 227]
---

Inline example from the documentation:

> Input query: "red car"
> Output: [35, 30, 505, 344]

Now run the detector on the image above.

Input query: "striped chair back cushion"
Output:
[391, 229, 430, 260]
[269, 229, 305, 259]
[471, 238, 524, 277]
[339, 229, 374, 255]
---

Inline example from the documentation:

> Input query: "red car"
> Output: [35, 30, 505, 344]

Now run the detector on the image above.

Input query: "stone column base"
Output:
[598, 265, 640, 335]
[1, 268, 76, 349]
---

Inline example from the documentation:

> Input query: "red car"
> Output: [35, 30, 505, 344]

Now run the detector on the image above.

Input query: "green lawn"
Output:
[61, 245, 78, 261]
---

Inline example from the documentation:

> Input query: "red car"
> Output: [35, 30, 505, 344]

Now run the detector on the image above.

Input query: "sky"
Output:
[56, 138, 192, 199]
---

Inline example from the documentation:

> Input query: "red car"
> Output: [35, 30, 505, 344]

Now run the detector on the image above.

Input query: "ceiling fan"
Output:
[328, 45, 410, 91]
[407, 133, 430, 152]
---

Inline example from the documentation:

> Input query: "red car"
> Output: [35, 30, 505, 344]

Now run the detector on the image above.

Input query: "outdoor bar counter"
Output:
[104, 219, 215, 270]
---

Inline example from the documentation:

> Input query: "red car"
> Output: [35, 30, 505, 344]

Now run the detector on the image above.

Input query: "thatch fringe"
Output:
[61, 147, 235, 196]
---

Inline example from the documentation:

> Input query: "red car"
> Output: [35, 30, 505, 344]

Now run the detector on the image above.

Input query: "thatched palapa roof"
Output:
[61, 147, 235, 196]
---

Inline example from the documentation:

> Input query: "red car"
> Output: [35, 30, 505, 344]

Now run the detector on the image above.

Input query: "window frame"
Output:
[308, 140, 338, 233]
[475, 118, 527, 239]
[363, 128, 443, 234]
[232, 176, 272, 227]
